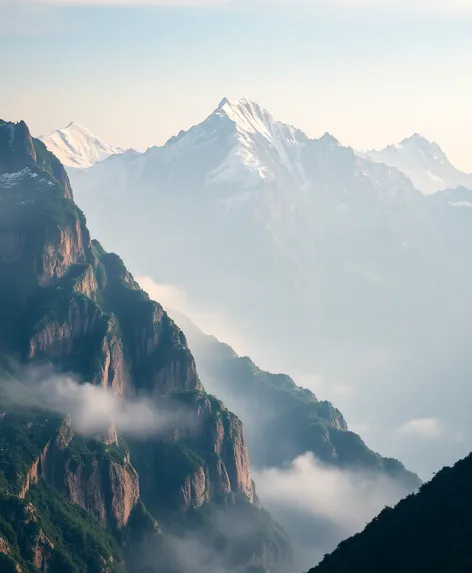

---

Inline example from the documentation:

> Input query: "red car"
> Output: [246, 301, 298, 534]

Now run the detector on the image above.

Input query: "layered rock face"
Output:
[0, 120, 291, 573]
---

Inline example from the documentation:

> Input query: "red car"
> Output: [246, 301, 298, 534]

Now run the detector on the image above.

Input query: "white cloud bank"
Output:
[253, 452, 407, 532]
[252, 452, 411, 570]
[8, 367, 190, 437]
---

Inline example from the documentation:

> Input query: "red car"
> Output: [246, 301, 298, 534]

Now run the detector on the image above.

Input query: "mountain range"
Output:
[168, 312, 420, 570]
[61, 99, 472, 479]
[364, 133, 472, 195]
[40, 99, 472, 196]
[0, 117, 422, 573]
[3, 101, 472, 572]
[0, 118, 294, 573]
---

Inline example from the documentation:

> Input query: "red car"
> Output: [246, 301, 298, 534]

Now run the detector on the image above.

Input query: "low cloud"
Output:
[253, 452, 407, 531]
[252, 452, 410, 570]
[396, 417, 445, 440]
[6, 366, 190, 437]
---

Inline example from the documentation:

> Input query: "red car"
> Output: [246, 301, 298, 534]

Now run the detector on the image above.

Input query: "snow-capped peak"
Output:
[396, 133, 446, 159]
[378, 133, 447, 161]
[364, 133, 472, 195]
[39, 123, 124, 169]
[211, 97, 303, 141]
[65, 121, 86, 130]
[318, 132, 341, 147]
[216, 97, 274, 129]
[156, 97, 309, 191]
[201, 97, 310, 189]
[401, 132, 430, 145]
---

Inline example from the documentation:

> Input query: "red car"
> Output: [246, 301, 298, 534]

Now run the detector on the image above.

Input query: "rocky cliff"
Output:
[0, 119, 292, 573]
[174, 312, 420, 488]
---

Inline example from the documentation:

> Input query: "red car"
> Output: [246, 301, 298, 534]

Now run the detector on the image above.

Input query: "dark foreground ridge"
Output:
[307, 452, 472, 573]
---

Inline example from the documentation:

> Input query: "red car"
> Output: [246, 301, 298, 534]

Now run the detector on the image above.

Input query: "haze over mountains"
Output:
[0, 117, 422, 573]
[48, 97, 472, 481]
[41, 98, 472, 196]
[163, 311, 419, 570]
[309, 451, 472, 573]
[0, 117, 296, 573]
[2, 96, 472, 572]
[364, 133, 472, 195]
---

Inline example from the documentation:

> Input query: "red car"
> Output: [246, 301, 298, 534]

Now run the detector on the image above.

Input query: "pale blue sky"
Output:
[1, 0, 472, 169]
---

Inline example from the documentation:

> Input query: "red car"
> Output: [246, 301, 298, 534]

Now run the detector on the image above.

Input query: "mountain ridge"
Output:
[307, 451, 472, 573]
[0, 118, 293, 573]
[66, 97, 472, 483]
[364, 133, 472, 194]
[170, 311, 420, 486]
[168, 311, 420, 571]
[57, 98, 472, 196]
[39, 122, 124, 169]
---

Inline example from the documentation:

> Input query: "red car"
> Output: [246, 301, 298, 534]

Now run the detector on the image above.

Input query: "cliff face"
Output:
[0, 119, 291, 573]
[132, 391, 254, 518]
[173, 312, 421, 489]
[38, 418, 140, 530]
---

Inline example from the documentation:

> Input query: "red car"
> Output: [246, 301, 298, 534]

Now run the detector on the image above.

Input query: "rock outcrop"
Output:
[38, 418, 140, 530]
[0, 119, 292, 573]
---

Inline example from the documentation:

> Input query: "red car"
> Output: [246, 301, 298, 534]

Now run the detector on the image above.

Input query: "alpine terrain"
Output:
[364, 133, 472, 195]
[167, 312, 420, 569]
[39, 122, 124, 169]
[68, 98, 472, 478]
[0, 118, 294, 573]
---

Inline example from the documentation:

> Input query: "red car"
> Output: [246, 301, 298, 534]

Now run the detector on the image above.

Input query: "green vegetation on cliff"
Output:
[0, 119, 292, 573]
[0, 388, 125, 573]
[0, 485, 125, 573]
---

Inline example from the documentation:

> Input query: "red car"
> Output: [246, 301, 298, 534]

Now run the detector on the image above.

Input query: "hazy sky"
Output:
[1, 0, 472, 169]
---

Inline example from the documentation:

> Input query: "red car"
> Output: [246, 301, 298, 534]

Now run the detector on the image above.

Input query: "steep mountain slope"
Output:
[69, 99, 472, 478]
[174, 313, 419, 487]
[39, 122, 124, 169]
[364, 134, 472, 194]
[307, 452, 472, 573]
[0, 118, 292, 573]
[170, 314, 419, 571]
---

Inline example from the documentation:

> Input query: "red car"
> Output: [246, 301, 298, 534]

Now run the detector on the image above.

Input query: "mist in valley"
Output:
[64, 117, 472, 567]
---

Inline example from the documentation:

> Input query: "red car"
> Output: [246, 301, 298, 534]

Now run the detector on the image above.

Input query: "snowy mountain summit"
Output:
[67, 98, 472, 415]
[39, 122, 123, 168]
[71, 97, 418, 211]
[365, 134, 472, 195]
[158, 97, 311, 191]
